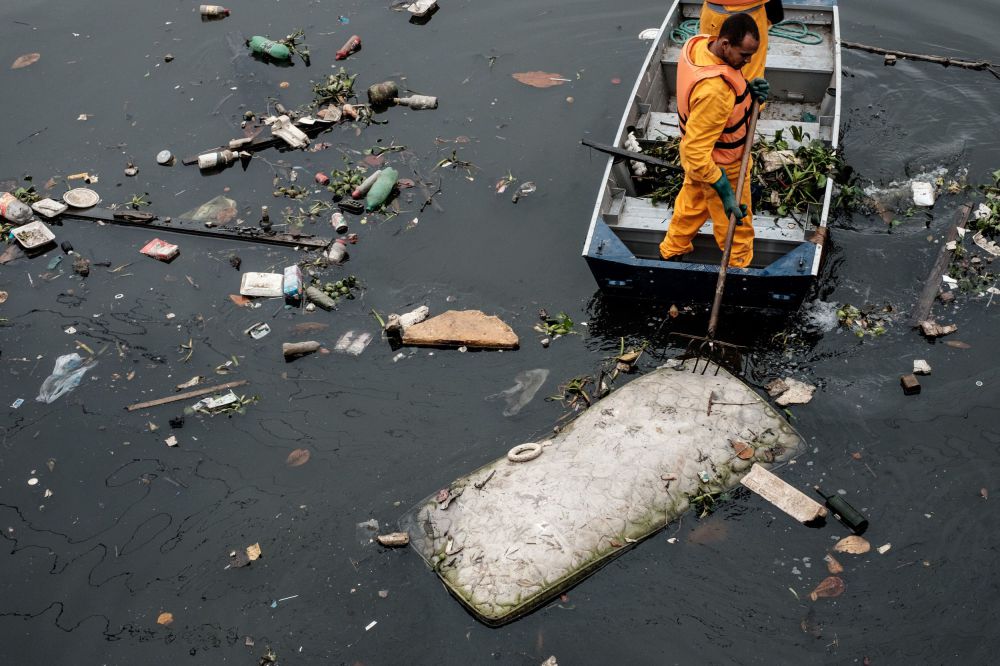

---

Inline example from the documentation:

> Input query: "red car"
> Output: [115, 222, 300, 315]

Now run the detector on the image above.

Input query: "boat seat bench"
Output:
[603, 195, 809, 265]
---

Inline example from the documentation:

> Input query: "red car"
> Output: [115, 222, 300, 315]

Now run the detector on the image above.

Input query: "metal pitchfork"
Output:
[671, 100, 761, 375]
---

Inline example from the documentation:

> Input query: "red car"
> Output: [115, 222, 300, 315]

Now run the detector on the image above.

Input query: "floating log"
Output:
[910, 204, 971, 326]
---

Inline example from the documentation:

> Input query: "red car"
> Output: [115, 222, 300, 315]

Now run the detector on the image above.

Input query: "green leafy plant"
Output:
[127, 193, 150, 209]
[836, 304, 889, 338]
[640, 126, 860, 215]
[311, 67, 357, 105]
[971, 169, 1000, 238]
[13, 185, 40, 204]
[535, 312, 576, 337]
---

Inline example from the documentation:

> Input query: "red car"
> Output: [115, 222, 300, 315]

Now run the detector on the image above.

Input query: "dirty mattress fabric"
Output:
[399, 360, 804, 625]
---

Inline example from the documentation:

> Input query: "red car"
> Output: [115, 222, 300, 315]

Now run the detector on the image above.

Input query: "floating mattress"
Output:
[400, 361, 805, 625]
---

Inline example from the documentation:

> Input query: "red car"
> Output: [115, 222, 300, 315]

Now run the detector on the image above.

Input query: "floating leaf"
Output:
[668, 304, 680, 319]
[981, 487, 989, 500]
[944, 340, 971, 349]
[823, 553, 844, 574]
[11, 53, 40, 69]
[176, 375, 202, 390]
[229, 294, 251, 307]
[809, 575, 845, 601]
[730, 439, 754, 460]
[156, 611, 174, 626]
[512, 71, 567, 89]
[834, 535, 871, 554]
[286, 448, 311, 467]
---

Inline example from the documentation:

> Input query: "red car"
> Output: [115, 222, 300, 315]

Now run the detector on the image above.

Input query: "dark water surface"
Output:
[2, 1, 999, 663]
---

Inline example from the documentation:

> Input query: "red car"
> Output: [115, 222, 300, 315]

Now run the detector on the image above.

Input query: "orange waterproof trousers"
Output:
[658, 158, 755, 267]
[699, 2, 770, 82]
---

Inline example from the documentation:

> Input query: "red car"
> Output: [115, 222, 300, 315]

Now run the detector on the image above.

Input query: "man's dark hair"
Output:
[719, 13, 760, 45]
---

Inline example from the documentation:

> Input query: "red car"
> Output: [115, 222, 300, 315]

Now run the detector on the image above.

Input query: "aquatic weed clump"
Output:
[640, 127, 861, 215]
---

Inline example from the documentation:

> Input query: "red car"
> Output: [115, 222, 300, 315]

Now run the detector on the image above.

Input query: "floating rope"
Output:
[669, 19, 822, 46]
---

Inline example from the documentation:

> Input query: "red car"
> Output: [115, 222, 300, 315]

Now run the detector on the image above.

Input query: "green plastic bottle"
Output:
[247, 36, 291, 61]
[365, 167, 398, 211]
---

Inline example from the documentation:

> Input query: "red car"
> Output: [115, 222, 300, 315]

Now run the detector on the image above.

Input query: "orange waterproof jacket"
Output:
[676, 35, 753, 167]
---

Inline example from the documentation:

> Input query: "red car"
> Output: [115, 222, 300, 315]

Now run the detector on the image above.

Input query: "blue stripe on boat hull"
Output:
[585, 222, 821, 310]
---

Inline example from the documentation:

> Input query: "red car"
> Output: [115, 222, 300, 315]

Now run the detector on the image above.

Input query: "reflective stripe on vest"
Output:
[676, 34, 753, 165]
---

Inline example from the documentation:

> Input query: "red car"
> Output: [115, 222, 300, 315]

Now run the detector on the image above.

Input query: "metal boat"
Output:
[582, 0, 841, 310]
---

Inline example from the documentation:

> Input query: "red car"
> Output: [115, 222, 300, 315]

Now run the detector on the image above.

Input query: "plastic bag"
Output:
[36, 353, 96, 403]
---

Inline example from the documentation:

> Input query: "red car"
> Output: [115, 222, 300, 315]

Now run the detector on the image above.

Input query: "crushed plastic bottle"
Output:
[395, 94, 438, 110]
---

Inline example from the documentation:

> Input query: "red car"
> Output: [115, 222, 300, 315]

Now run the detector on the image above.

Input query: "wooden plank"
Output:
[910, 204, 971, 326]
[740, 463, 827, 524]
[58, 207, 331, 250]
[126, 380, 249, 412]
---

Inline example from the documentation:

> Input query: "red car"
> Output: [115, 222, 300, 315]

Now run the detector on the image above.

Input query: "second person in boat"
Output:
[658, 13, 769, 268]
[698, 0, 782, 81]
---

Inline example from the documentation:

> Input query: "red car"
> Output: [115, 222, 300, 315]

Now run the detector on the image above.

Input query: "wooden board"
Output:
[740, 463, 827, 524]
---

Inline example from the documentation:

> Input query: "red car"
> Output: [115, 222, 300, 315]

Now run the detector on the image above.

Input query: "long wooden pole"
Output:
[126, 380, 249, 412]
[707, 100, 760, 340]
[840, 41, 1000, 80]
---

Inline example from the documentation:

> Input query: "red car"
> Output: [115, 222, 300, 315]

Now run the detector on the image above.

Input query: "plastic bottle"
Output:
[325, 238, 349, 264]
[282, 265, 303, 299]
[305, 286, 336, 310]
[330, 212, 349, 234]
[197, 149, 238, 170]
[247, 36, 291, 61]
[200, 4, 230, 17]
[336, 35, 361, 60]
[0, 192, 33, 224]
[351, 169, 382, 199]
[365, 167, 398, 211]
[395, 95, 438, 110]
[814, 486, 869, 534]
[259, 205, 272, 232]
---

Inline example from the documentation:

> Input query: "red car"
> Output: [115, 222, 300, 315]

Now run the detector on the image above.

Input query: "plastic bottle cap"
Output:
[156, 150, 174, 165]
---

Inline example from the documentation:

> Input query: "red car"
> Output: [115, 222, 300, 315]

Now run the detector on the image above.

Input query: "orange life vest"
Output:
[676, 34, 753, 166]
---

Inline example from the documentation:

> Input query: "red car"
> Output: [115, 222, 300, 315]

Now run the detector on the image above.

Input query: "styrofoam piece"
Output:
[911, 181, 935, 207]
[239, 272, 283, 297]
[31, 198, 68, 218]
[11, 220, 55, 249]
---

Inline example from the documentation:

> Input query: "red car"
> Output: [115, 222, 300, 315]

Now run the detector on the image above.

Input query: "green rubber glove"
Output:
[710, 174, 747, 225]
[748, 77, 770, 103]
